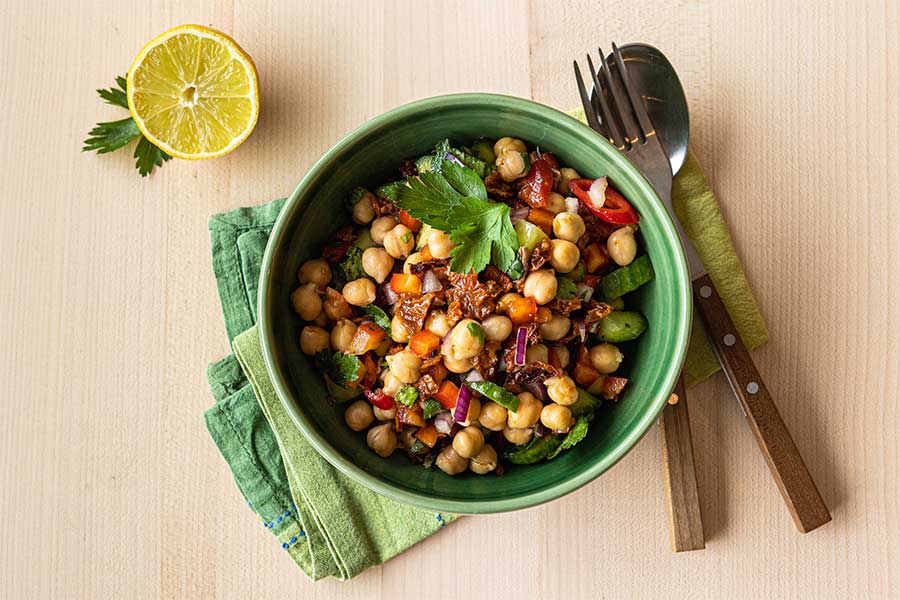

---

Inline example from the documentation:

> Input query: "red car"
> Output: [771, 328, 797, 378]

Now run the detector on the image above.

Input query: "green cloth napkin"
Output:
[204, 204, 452, 581]
[203, 132, 768, 580]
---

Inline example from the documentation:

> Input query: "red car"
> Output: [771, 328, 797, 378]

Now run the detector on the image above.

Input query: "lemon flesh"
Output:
[127, 25, 259, 160]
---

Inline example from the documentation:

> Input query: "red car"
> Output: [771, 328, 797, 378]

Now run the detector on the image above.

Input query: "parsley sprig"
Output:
[396, 158, 518, 274]
[82, 76, 171, 177]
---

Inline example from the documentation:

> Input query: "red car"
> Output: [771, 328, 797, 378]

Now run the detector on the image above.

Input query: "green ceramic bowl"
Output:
[259, 93, 691, 514]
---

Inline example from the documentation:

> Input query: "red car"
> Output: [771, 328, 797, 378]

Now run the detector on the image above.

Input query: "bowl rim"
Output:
[258, 92, 691, 514]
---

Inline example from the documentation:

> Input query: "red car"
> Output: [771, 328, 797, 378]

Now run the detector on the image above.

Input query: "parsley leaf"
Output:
[96, 76, 130, 109]
[396, 160, 518, 274]
[556, 276, 578, 300]
[547, 415, 591, 459]
[134, 136, 172, 177]
[314, 350, 362, 385]
[83, 75, 172, 177]
[333, 245, 365, 289]
[83, 117, 141, 154]
[467, 322, 485, 344]
[360, 304, 392, 337]
[395, 385, 419, 407]
[422, 397, 443, 420]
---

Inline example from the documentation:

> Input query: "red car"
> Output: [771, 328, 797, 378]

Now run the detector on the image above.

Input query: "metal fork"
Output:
[575, 45, 706, 552]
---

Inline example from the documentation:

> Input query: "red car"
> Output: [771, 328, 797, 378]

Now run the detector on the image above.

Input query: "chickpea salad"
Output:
[292, 137, 654, 476]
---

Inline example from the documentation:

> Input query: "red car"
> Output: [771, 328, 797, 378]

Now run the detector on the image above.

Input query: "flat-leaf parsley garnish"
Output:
[396, 159, 518, 274]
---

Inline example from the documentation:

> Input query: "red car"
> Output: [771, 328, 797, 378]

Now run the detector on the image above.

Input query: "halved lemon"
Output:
[126, 25, 259, 160]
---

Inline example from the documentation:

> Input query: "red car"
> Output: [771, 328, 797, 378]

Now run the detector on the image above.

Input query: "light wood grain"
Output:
[1, 0, 898, 598]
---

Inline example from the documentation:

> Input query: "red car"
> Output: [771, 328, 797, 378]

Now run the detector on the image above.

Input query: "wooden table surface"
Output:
[2, 1, 898, 598]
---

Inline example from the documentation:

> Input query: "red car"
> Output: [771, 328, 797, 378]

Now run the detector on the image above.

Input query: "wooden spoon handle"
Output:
[659, 374, 705, 551]
[692, 274, 831, 532]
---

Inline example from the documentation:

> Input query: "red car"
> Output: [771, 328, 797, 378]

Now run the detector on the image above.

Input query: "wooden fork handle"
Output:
[659, 375, 705, 551]
[692, 274, 831, 533]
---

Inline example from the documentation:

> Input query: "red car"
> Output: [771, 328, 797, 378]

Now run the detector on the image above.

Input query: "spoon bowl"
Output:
[592, 43, 690, 174]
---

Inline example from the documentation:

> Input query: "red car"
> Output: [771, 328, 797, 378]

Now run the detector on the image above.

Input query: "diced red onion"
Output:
[464, 370, 484, 383]
[588, 177, 608, 209]
[564, 196, 580, 214]
[510, 206, 531, 224]
[514, 327, 528, 366]
[575, 320, 587, 342]
[444, 153, 465, 167]
[434, 412, 453, 433]
[422, 270, 441, 293]
[575, 282, 594, 302]
[382, 281, 399, 304]
[453, 385, 472, 422]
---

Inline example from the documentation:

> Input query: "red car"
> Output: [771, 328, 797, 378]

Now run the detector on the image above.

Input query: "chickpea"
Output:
[541, 403, 573, 430]
[479, 401, 508, 431]
[553, 211, 586, 243]
[549, 239, 580, 273]
[607, 227, 637, 266]
[403, 251, 425, 274]
[344, 400, 374, 431]
[442, 318, 485, 360]
[323, 287, 352, 321]
[383, 224, 415, 259]
[390, 315, 411, 343]
[544, 375, 578, 406]
[425, 310, 452, 338]
[556, 167, 581, 195]
[370, 215, 398, 245]
[540, 315, 571, 341]
[382, 371, 403, 397]
[523, 269, 557, 305]
[351, 191, 376, 224]
[298, 259, 332, 286]
[469, 445, 498, 475]
[590, 343, 624, 373]
[526, 343, 549, 364]
[546, 192, 567, 214]
[481, 315, 513, 342]
[443, 354, 474, 374]
[291, 283, 323, 321]
[300, 326, 330, 356]
[436, 446, 469, 476]
[493, 137, 526, 156]
[497, 292, 522, 314]
[495, 150, 528, 182]
[386, 350, 421, 384]
[452, 426, 485, 459]
[503, 426, 533, 445]
[331, 319, 358, 353]
[313, 312, 330, 328]
[508, 391, 542, 428]
[361, 247, 394, 284]
[373, 403, 397, 421]
[367, 422, 398, 457]
[555, 346, 571, 369]
[426, 228, 454, 259]
[342, 278, 376, 306]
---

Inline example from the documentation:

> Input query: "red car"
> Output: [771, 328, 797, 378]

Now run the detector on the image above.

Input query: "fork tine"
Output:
[612, 42, 654, 139]
[598, 46, 642, 145]
[573, 60, 604, 134]
[586, 53, 626, 149]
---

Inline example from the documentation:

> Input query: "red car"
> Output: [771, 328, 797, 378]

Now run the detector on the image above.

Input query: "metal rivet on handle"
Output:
[723, 334, 736, 346]
[699, 285, 712, 298]
[746, 382, 759, 394]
